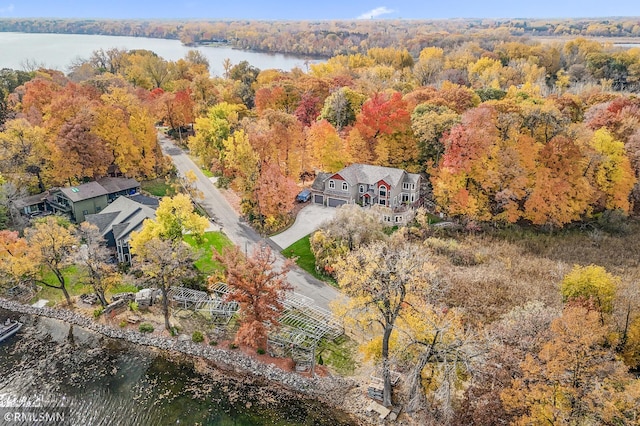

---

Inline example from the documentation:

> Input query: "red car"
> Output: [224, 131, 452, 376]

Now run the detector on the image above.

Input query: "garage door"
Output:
[328, 198, 347, 208]
[313, 194, 324, 205]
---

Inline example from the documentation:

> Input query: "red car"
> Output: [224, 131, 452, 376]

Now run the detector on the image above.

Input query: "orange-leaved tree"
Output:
[213, 245, 292, 350]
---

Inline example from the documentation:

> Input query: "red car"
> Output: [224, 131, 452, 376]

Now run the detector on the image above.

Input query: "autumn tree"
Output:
[306, 119, 346, 172]
[49, 108, 114, 183]
[456, 302, 560, 425]
[411, 103, 460, 168]
[213, 245, 292, 349]
[222, 130, 260, 195]
[24, 216, 79, 305]
[0, 230, 33, 291]
[253, 162, 298, 232]
[132, 237, 197, 332]
[501, 306, 640, 425]
[75, 222, 118, 307]
[561, 264, 618, 314]
[189, 102, 244, 171]
[129, 193, 208, 247]
[588, 128, 636, 213]
[334, 234, 439, 407]
[0, 118, 49, 191]
[319, 87, 365, 131]
[310, 204, 386, 277]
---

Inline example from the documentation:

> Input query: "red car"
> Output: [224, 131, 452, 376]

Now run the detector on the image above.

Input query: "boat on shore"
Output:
[0, 319, 22, 342]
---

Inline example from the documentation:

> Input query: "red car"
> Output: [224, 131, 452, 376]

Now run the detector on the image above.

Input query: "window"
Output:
[401, 193, 410, 203]
[403, 182, 415, 190]
[383, 215, 391, 223]
[342, 182, 348, 191]
[395, 216, 402, 223]
[379, 186, 387, 197]
[82, 210, 89, 215]
[411, 194, 415, 202]
[359, 185, 365, 193]
[328, 180, 335, 189]
[379, 199, 386, 206]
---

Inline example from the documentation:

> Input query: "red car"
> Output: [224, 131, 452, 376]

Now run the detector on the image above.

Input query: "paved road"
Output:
[157, 133, 340, 310]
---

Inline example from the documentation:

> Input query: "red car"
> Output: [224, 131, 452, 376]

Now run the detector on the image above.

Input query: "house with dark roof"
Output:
[13, 177, 141, 223]
[85, 196, 157, 264]
[311, 164, 422, 225]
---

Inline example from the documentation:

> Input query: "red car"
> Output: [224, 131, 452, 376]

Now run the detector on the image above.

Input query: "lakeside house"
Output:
[85, 196, 158, 264]
[12, 177, 141, 224]
[310, 164, 422, 225]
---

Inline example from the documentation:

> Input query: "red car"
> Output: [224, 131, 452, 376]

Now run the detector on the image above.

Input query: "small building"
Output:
[311, 164, 422, 225]
[85, 196, 157, 264]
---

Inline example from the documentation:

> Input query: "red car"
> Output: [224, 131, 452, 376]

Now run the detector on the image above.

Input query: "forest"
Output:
[0, 25, 640, 424]
[0, 17, 640, 57]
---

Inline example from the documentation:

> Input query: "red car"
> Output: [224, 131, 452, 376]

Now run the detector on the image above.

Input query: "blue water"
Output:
[0, 310, 355, 426]
[0, 32, 320, 76]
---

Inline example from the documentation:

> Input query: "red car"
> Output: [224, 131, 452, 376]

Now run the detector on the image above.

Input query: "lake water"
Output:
[0, 32, 320, 76]
[0, 310, 356, 426]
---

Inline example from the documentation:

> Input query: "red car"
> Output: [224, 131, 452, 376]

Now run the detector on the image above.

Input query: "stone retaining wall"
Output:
[0, 298, 352, 401]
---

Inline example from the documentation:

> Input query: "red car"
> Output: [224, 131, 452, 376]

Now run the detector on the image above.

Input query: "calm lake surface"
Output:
[0, 309, 356, 426]
[0, 32, 320, 75]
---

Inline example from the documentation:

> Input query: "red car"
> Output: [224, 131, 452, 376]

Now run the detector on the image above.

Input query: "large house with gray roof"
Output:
[85, 196, 157, 264]
[311, 164, 422, 224]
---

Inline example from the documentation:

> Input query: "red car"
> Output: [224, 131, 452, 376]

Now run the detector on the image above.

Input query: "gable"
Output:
[377, 179, 390, 188]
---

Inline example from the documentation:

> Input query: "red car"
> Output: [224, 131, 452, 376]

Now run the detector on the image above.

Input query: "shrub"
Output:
[256, 348, 266, 355]
[119, 320, 128, 328]
[139, 323, 154, 333]
[209, 340, 218, 346]
[192, 331, 204, 343]
[93, 307, 104, 318]
[128, 301, 139, 312]
[229, 343, 238, 349]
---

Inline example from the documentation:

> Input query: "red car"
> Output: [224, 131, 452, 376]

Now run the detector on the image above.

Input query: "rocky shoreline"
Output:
[0, 298, 367, 424]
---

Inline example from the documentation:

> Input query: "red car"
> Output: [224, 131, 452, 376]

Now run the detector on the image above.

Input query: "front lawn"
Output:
[141, 178, 175, 197]
[184, 231, 233, 274]
[282, 235, 335, 285]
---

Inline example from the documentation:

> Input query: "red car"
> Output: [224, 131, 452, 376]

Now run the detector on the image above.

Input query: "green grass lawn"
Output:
[282, 235, 336, 285]
[317, 335, 358, 375]
[30, 265, 90, 304]
[184, 231, 233, 274]
[141, 178, 175, 197]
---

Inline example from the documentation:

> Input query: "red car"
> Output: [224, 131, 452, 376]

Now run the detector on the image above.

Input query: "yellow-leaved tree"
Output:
[129, 193, 208, 249]
[129, 194, 206, 332]
[333, 232, 440, 408]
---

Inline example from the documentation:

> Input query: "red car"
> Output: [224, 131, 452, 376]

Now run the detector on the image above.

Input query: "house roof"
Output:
[311, 172, 331, 191]
[85, 196, 156, 242]
[59, 182, 109, 202]
[12, 191, 50, 209]
[96, 177, 140, 194]
[128, 193, 160, 207]
[313, 164, 419, 188]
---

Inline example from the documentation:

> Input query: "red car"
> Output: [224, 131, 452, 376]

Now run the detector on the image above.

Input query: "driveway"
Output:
[157, 132, 340, 309]
[270, 204, 336, 250]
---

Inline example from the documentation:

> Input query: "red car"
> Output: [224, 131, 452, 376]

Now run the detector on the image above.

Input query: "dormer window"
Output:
[342, 182, 348, 191]
[329, 180, 335, 189]
[403, 182, 415, 190]
[359, 185, 365, 193]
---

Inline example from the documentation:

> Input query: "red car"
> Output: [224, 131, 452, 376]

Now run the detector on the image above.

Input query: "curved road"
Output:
[157, 132, 339, 310]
